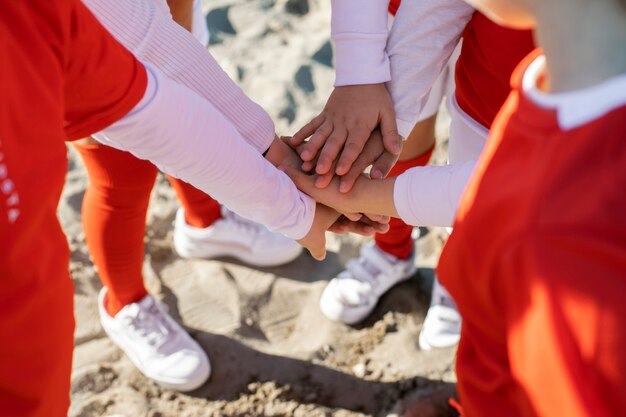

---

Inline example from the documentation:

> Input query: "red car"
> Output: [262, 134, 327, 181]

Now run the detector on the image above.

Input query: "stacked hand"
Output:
[267, 84, 404, 260]
[288, 84, 402, 192]
[264, 136, 391, 260]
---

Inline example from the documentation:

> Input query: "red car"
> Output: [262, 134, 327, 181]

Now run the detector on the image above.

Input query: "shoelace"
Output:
[344, 246, 396, 287]
[123, 299, 176, 349]
[220, 209, 262, 237]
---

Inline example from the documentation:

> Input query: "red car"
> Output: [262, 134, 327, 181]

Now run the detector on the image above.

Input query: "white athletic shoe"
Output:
[320, 244, 417, 324]
[98, 288, 211, 391]
[418, 277, 461, 350]
[173, 207, 302, 267]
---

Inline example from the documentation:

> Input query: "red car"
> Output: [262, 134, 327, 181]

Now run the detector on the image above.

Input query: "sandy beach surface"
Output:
[62, 1, 458, 415]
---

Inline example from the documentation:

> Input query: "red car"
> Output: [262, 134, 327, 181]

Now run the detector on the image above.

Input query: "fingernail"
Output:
[339, 181, 349, 193]
[363, 226, 374, 234]
[371, 169, 383, 179]
[393, 141, 402, 154]
[301, 150, 310, 160]
[315, 177, 325, 188]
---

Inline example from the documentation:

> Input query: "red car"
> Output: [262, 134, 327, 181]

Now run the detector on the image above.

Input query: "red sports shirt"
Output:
[455, 12, 535, 128]
[0, 2, 145, 413]
[439, 50, 626, 417]
[1, 0, 146, 282]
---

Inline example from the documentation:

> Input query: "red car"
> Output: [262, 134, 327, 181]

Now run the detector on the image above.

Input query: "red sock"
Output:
[374, 145, 434, 259]
[74, 143, 152, 316]
[167, 176, 221, 228]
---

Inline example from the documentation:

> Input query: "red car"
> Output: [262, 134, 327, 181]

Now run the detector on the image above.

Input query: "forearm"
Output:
[393, 160, 476, 227]
[83, 0, 275, 153]
[348, 176, 398, 218]
[167, 0, 193, 31]
[387, 0, 474, 137]
[331, 0, 390, 86]
[93, 64, 315, 240]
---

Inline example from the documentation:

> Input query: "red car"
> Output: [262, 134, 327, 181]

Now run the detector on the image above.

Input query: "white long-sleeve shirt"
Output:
[331, 0, 477, 227]
[331, 0, 473, 137]
[82, 0, 315, 239]
[94, 64, 316, 240]
[82, 0, 275, 153]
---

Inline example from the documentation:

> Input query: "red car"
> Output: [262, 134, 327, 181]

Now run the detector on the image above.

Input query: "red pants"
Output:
[375, 146, 434, 259]
[74, 142, 221, 315]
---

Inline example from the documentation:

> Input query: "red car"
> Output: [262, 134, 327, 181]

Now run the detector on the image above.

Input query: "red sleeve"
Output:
[63, 0, 147, 140]
[502, 232, 626, 417]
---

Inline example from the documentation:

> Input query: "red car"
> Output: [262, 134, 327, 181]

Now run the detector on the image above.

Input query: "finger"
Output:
[314, 159, 338, 189]
[338, 154, 371, 193]
[315, 127, 348, 175]
[301, 160, 315, 172]
[280, 165, 318, 195]
[298, 144, 318, 172]
[309, 247, 326, 261]
[361, 212, 390, 223]
[370, 151, 400, 180]
[307, 243, 327, 260]
[279, 135, 295, 150]
[333, 215, 378, 236]
[335, 127, 370, 176]
[342, 212, 362, 222]
[291, 114, 325, 146]
[372, 222, 390, 233]
[328, 222, 350, 234]
[345, 222, 376, 236]
[380, 110, 402, 156]
[300, 120, 333, 161]
[357, 215, 391, 233]
[338, 132, 383, 192]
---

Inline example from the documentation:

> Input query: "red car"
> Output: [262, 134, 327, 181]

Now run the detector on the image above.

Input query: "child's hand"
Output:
[297, 204, 390, 260]
[281, 166, 400, 220]
[288, 84, 401, 178]
[298, 203, 389, 261]
[264, 135, 303, 170]
[310, 129, 400, 193]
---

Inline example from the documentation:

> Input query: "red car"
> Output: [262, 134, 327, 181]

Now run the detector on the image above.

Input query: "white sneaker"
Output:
[173, 207, 302, 267]
[320, 244, 417, 324]
[418, 277, 461, 350]
[98, 288, 210, 391]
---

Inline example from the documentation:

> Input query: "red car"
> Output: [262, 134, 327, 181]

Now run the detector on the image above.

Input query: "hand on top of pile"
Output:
[287, 84, 402, 193]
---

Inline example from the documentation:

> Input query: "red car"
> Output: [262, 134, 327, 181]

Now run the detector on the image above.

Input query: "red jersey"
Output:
[0, 1, 146, 415]
[455, 12, 535, 128]
[439, 50, 626, 417]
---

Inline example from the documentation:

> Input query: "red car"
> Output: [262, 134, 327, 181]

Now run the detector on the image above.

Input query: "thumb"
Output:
[307, 245, 327, 261]
[370, 150, 399, 180]
[379, 110, 402, 156]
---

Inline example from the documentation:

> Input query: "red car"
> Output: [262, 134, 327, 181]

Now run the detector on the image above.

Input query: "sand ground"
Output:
[62, 1, 458, 415]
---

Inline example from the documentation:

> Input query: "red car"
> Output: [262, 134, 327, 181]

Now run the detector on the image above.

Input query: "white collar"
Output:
[523, 55, 626, 130]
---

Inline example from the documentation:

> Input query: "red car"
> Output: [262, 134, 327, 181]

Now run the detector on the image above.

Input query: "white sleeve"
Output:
[331, 0, 391, 86]
[93, 64, 315, 240]
[387, 0, 474, 137]
[393, 160, 476, 227]
[82, 0, 275, 153]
